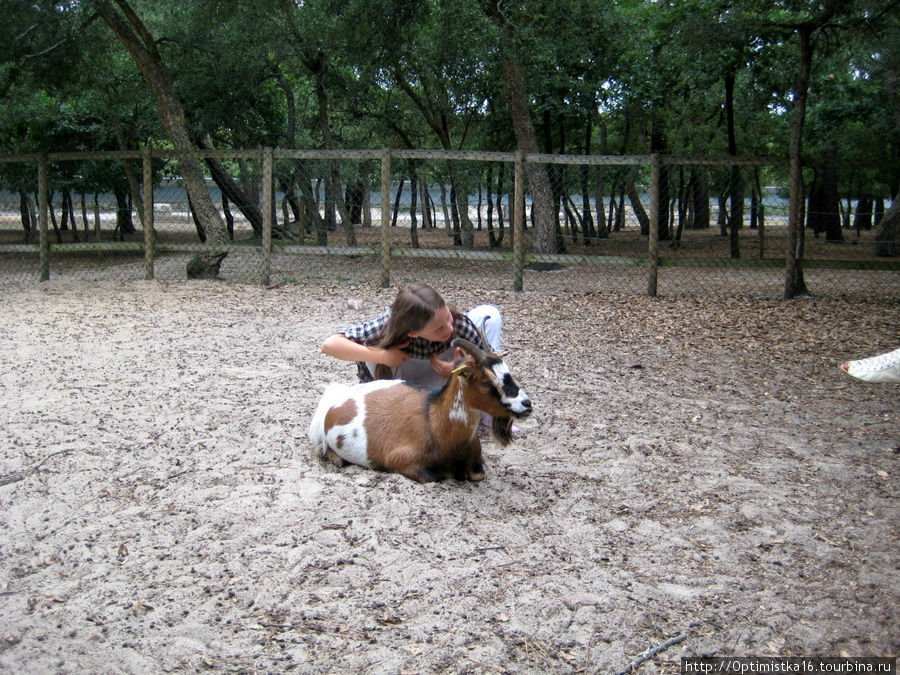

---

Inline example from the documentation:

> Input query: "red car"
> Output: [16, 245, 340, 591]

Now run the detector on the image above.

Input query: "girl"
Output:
[321, 283, 503, 387]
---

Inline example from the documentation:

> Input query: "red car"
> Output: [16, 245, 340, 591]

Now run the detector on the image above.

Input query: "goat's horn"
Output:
[451, 338, 486, 363]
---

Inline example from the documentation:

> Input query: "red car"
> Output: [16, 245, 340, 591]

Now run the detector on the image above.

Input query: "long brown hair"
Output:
[374, 283, 458, 379]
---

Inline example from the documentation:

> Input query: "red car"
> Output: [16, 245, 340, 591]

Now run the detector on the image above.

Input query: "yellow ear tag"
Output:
[451, 365, 472, 380]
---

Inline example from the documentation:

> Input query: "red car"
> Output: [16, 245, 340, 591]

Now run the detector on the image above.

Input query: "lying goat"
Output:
[308, 338, 532, 483]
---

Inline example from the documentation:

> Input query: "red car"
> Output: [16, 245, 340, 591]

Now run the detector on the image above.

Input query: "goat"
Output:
[308, 338, 532, 483]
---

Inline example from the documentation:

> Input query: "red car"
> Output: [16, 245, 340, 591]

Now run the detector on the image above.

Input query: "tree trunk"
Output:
[806, 170, 841, 241]
[391, 69, 473, 248]
[580, 117, 595, 244]
[201, 136, 263, 237]
[594, 166, 609, 239]
[318, 83, 355, 244]
[391, 178, 404, 227]
[784, 0, 851, 296]
[346, 178, 365, 225]
[690, 169, 710, 229]
[447, 162, 467, 246]
[728, 168, 744, 257]
[594, 118, 610, 240]
[716, 191, 729, 235]
[438, 177, 451, 234]
[451, 162, 474, 248]
[486, 163, 497, 247]
[113, 185, 134, 239]
[874, 197, 884, 226]
[63, 189, 80, 242]
[841, 194, 853, 230]
[724, 69, 743, 258]
[300, 48, 356, 245]
[95, 0, 228, 278]
[362, 174, 372, 227]
[483, 4, 557, 254]
[822, 147, 843, 242]
[546, 110, 567, 252]
[627, 181, 650, 235]
[495, 162, 506, 247]
[47, 191, 61, 244]
[650, 127, 670, 241]
[673, 167, 686, 244]
[785, 27, 813, 298]
[110, 112, 144, 229]
[749, 168, 763, 231]
[853, 195, 873, 234]
[80, 193, 90, 237]
[223, 193, 235, 240]
[616, 190, 626, 232]
[408, 165, 419, 248]
[19, 186, 36, 244]
[93, 193, 101, 240]
[420, 177, 433, 231]
[874, 200, 899, 257]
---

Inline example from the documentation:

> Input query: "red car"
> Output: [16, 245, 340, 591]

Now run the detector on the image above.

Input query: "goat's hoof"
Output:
[467, 460, 486, 481]
[409, 468, 442, 483]
[322, 448, 349, 467]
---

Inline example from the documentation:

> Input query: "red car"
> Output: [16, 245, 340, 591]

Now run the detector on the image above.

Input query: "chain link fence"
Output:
[1, 149, 897, 300]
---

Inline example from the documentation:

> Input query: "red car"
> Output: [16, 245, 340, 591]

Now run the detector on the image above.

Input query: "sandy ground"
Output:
[0, 279, 897, 674]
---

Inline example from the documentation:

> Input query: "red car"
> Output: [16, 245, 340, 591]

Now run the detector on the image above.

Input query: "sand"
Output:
[0, 279, 897, 673]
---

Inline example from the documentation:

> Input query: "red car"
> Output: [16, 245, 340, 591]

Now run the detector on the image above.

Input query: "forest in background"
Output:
[0, 0, 898, 292]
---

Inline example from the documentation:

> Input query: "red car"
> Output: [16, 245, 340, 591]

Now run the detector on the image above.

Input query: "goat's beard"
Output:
[492, 415, 514, 446]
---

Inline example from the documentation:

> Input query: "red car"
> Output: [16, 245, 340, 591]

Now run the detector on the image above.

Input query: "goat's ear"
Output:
[451, 364, 473, 381]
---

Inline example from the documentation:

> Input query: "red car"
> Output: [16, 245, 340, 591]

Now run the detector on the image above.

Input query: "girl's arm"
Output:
[430, 349, 461, 379]
[321, 333, 411, 368]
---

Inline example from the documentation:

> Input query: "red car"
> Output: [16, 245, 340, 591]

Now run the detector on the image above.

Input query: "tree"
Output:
[771, 1, 852, 298]
[3, 0, 897, 271]
[874, 200, 899, 256]
[362, 0, 496, 248]
[482, 1, 557, 254]
[92, 0, 229, 277]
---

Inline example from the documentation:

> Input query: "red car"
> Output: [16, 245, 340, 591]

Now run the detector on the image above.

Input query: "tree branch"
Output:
[616, 630, 691, 675]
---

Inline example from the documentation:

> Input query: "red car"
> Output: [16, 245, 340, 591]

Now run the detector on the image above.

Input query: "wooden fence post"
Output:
[38, 153, 49, 281]
[648, 153, 660, 297]
[261, 147, 273, 286]
[513, 151, 525, 292]
[143, 146, 155, 280]
[380, 148, 391, 288]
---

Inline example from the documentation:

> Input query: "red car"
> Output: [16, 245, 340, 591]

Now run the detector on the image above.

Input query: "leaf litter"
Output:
[0, 278, 896, 673]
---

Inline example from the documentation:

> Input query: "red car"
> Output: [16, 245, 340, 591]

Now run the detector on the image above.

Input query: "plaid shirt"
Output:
[340, 308, 487, 382]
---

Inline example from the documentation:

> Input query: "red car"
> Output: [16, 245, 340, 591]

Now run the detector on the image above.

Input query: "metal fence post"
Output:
[380, 148, 391, 288]
[38, 153, 49, 281]
[142, 146, 155, 280]
[513, 151, 525, 292]
[648, 153, 660, 297]
[261, 147, 273, 286]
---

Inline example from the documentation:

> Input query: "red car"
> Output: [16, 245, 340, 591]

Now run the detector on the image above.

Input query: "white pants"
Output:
[366, 304, 502, 387]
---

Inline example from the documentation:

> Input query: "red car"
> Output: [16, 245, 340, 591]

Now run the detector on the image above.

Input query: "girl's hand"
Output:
[430, 348, 462, 379]
[379, 341, 411, 368]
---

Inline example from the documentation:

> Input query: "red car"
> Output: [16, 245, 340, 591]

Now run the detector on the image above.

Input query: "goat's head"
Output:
[451, 338, 532, 443]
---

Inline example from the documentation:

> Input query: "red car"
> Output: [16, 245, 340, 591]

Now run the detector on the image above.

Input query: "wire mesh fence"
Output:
[0, 149, 897, 300]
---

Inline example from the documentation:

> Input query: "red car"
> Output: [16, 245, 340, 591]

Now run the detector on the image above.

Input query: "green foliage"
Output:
[0, 0, 894, 168]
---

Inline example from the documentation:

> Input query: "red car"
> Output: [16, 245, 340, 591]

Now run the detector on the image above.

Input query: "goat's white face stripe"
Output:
[491, 362, 530, 414]
[322, 379, 402, 468]
[449, 386, 468, 423]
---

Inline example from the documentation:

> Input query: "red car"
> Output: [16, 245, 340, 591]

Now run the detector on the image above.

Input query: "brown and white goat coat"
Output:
[308, 339, 532, 483]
